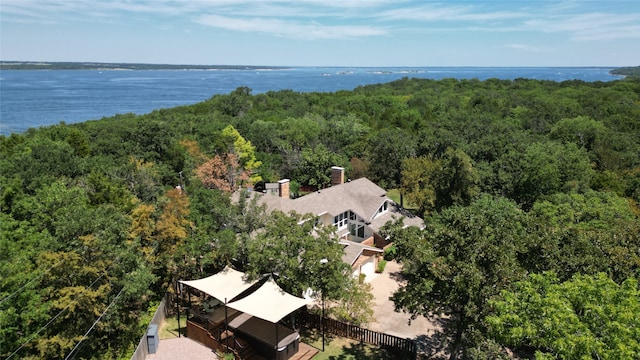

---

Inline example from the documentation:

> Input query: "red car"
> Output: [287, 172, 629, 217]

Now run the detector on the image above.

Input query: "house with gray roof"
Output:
[251, 167, 424, 279]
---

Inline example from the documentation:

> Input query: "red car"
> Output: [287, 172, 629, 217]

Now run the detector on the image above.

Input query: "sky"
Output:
[1, 0, 639, 67]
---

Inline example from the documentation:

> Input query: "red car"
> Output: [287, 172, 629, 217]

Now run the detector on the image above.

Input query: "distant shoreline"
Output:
[0, 61, 634, 72]
[0, 61, 291, 71]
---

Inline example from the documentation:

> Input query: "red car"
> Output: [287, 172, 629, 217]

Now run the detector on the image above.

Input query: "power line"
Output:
[64, 287, 125, 360]
[1, 214, 130, 307]
[4, 239, 138, 359]
[4, 273, 106, 360]
[0, 259, 64, 306]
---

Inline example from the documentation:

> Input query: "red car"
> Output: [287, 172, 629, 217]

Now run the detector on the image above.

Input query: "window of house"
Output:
[333, 210, 349, 229]
[377, 201, 389, 214]
[349, 222, 365, 239]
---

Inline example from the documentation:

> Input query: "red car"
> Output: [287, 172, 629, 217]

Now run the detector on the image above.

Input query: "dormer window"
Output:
[377, 201, 388, 215]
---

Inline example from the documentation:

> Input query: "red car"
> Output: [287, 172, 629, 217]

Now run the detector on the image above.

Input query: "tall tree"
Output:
[401, 148, 480, 216]
[390, 195, 527, 358]
[367, 128, 417, 188]
[400, 155, 439, 216]
[219, 125, 262, 181]
[295, 144, 348, 189]
[154, 188, 191, 285]
[245, 211, 375, 324]
[195, 153, 248, 192]
[434, 148, 480, 210]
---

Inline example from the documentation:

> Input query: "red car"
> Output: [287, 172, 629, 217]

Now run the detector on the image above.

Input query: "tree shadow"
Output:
[328, 341, 397, 360]
[388, 267, 405, 282]
[414, 331, 450, 360]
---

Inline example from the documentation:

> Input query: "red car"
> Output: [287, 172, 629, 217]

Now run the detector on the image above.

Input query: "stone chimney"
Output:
[331, 166, 344, 186]
[278, 179, 290, 198]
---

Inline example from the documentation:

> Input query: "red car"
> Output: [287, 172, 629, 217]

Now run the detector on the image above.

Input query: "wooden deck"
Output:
[288, 342, 318, 360]
[187, 319, 319, 360]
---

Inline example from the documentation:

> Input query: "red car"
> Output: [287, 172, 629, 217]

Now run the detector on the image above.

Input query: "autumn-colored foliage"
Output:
[179, 138, 208, 166]
[195, 153, 249, 192]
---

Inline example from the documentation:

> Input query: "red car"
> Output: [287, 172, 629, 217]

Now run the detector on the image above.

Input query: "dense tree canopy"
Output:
[1, 75, 639, 358]
[487, 272, 640, 360]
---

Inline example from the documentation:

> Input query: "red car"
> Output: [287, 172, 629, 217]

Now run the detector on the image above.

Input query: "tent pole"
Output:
[275, 322, 279, 354]
[225, 297, 229, 350]
[176, 280, 181, 338]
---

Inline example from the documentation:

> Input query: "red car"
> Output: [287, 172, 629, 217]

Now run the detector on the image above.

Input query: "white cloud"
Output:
[194, 14, 386, 40]
[378, 4, 526, 22]
[525, 12, 640, 41]
[503, 44, 550, 52]
[3, 0, 639, 43]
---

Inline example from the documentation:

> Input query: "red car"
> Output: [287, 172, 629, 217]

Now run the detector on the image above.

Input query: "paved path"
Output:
[368, 260, 440, 338]
[367, 260, 451, 358]
[146, 337, 218, 360]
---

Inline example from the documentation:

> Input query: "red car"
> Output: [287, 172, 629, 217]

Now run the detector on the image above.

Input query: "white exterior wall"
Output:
[318, 213, 332, 227]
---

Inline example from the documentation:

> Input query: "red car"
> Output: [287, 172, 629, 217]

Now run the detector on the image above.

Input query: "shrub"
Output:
[383, 245, 396, 261]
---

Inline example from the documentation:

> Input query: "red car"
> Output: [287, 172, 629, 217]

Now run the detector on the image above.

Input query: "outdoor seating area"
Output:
[179, 267, 317, 360]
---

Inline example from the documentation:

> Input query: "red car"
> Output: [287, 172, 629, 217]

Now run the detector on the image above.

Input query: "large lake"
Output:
[0, 67, 623, 135]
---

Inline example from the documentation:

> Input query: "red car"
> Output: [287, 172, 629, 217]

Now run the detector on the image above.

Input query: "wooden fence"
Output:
[299, 312, 417, 360]
[130, 296, 168, 360]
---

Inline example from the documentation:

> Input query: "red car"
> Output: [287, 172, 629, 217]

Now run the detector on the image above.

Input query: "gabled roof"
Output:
[369, 201, 425, 230]
[340, 239, 383, 266]
[253, 177, 424, 232]
[258, 177, 389, 222]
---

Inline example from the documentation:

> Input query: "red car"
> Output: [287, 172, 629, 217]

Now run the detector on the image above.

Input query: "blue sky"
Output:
[1, 0, 639, 66]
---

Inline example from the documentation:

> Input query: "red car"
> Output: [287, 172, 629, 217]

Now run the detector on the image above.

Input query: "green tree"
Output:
[246, 211, 348, 295]
[505, 141, 594, 208]
[245, 211, 375, 325]
[400, 155, 439, 216]
[367, 128, 417, 188]
[433, 148, 480, 210]
[550, 116, 607, 152]
[487, 272, 640, 360]
[295, 144, 348, 188]
[219, 125, 262, 181]
[391, 194, 527, 358]
[525, 190, 640, 281]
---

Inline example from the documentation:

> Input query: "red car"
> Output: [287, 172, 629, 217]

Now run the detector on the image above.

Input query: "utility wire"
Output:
[1, 214, 129, 307]
[4, 239, 138, 359]
[64, 287, 125, 360]
[5, 272, 106, 360]
[0, 259, 65, 306]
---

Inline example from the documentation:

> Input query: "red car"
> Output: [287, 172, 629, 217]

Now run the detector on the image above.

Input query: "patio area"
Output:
[146, 337, 218, 360]
[146, 315, 318, 360]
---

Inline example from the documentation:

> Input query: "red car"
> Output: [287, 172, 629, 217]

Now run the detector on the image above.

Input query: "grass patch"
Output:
[386, 189, 417, 210]
[158, 315, 186, 339]
[302, 330, 397, 360]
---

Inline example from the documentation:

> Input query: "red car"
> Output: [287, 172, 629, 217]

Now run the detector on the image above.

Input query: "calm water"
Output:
[0, 67, 623, 135]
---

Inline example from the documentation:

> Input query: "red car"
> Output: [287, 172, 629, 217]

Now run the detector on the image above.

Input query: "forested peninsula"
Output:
[610, 65, 640, 77]
[1, 76, 639, 359]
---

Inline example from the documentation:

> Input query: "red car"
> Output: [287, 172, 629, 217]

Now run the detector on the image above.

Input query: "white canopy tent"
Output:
[179, 266, 258, 302]
[180, 269, 313, 358]
[227, 277, 313, 324]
